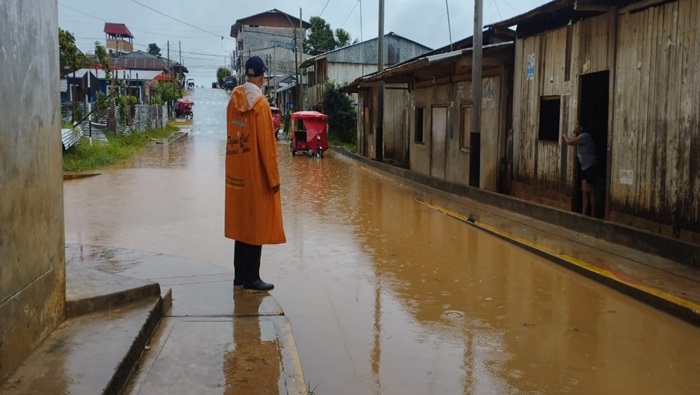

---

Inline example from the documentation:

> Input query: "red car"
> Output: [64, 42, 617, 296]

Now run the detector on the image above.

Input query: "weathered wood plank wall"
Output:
[611, 0, 699, 240]
[512, 14, 613, 208]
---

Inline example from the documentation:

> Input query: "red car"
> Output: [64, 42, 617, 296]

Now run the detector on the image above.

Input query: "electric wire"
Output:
[127, 0, 231, 41]
[318, 0, 332, 18]
[491, 0, 504, 20]
[340, 0, 361, 29]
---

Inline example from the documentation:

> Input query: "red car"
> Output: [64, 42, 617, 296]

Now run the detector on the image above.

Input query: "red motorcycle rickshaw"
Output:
[290, 111, 328, 159]
[270, 107, 281, 140]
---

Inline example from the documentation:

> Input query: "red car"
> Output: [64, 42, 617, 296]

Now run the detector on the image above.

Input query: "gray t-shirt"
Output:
[576, 132, 598, 170]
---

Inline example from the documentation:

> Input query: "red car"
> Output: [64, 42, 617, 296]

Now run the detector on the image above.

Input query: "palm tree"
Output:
[335, 28, 352, 48]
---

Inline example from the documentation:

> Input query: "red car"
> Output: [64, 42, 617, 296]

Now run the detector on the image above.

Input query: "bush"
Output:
[321, 81, 356, 144]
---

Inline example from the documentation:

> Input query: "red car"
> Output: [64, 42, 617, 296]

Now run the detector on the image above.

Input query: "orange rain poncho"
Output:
[225, 83, 285, 245]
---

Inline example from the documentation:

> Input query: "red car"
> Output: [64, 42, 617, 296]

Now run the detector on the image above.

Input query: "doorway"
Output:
[430, 106, 447, 178]
[577, 71, 609, 218]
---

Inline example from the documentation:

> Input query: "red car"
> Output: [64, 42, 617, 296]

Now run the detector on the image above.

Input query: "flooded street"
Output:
[63, 89, 700, 394]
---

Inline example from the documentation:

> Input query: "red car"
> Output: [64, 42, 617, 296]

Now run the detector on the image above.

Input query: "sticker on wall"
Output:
[620, 169, 634, 185]
[457, 82, 465, 99]
[482, 78, 497, 109]
[527, 53, 536, 81]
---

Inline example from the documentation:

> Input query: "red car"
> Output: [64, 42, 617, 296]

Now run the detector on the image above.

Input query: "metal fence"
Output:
[62, 101, 168, 148]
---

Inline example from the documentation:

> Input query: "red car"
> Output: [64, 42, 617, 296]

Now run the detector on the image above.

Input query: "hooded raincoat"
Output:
[225, 82, 286, 245]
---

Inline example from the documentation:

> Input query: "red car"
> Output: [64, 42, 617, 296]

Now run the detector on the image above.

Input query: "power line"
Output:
[127, 0, 231, 41]
[340, 0, 361, 29]
[491, 0, 504, 20]
[59, 3, 106, 22]
[318, 0, 332, 18]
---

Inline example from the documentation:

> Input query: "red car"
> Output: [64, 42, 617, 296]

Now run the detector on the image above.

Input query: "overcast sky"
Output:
[58, 0, 546, 84]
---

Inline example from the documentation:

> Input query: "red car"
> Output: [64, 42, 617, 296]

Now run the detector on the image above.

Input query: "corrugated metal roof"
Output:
[367, 42, 513, 82]
[486, 0, 639, 32]
[71, 69, 165, 81]
[62, 127, 82, 150]
[104, 23, 134, 38]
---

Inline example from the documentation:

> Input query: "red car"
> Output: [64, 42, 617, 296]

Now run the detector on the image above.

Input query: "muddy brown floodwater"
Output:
[63, 89, 700, 395]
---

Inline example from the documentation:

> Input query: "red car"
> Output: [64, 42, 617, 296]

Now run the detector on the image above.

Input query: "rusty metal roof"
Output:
[487, 0, 644, 34]
[341, 41, 513, 92]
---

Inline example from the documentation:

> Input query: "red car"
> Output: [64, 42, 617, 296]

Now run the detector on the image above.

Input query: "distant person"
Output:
[562, 119, 598, 216]
[225, 56, 285, 293]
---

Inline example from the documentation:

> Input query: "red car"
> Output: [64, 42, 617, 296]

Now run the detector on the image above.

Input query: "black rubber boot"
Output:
[233, 241, 245, 289]
[243, 247, 274, 293]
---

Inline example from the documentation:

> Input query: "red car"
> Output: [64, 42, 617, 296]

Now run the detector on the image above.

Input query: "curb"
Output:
[63, 172, 101, 180]
[106, 297, 164, 395]
[331, 147, 700, 267]
[417, 200, 700, 328]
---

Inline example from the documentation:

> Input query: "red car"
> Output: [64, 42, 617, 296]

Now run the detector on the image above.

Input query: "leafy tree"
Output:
[335, 28, 352, 48]
[154, 81, 181, 104]
[304, 16, 336, 55]
[321, 81, 356, 144]
[147, 43, 161, 57]
[217, 67, 232, 86]
[59, 28, 86, 76]
[94, 41, 111, 81]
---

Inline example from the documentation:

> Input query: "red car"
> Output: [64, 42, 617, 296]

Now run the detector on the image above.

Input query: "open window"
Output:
[538, 96, 561, 141]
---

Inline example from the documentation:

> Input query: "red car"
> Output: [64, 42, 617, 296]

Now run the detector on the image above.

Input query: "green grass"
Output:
[328, 135, 356, 153]
[62, 125, 179, 172]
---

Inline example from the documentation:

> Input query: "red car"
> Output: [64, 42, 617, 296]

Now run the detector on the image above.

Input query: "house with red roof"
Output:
[104, 22, 134, 56]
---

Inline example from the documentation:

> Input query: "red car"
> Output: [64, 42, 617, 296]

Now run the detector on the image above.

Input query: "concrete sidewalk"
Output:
[1, 245, 306, 395]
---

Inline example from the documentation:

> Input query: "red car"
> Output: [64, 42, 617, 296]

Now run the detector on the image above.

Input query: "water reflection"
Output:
[63, 89, 700, 395]
[225, 294, 281, 394]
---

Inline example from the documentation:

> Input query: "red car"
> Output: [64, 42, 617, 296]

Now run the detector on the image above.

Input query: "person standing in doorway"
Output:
[562, 119, 598, 216]
[225, 56, 285, 293]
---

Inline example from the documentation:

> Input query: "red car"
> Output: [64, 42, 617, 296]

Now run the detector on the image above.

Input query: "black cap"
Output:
[245, 56, 267, 77]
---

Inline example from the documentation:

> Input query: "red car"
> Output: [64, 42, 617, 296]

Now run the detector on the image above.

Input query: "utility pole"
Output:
[167, 40, 170, 75]
[293, 23, 299, 112]
[267, 54, 271, 94]
[299, 7, 303, 111]
[470, 0, 483, 187]
[376, 0, 385, 162]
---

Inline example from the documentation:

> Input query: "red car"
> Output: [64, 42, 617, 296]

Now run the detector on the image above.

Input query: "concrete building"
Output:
[0, 0, 65, 383]
[230, 9, 311, 95]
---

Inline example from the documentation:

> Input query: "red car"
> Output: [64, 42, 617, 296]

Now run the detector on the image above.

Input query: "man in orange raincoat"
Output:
[225, 56, 285, 293]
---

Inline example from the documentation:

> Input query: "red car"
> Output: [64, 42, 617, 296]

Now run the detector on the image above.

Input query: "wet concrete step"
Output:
[122, 293, 307, 395]
[0, 296, 164, 395]
[66, 265, 161, 317]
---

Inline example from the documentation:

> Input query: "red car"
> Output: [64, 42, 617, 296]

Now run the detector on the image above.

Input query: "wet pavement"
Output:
[62, 88, 700, 394]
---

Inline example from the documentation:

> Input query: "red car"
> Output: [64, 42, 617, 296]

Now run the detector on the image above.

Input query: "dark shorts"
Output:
[582, 163, 598, 184]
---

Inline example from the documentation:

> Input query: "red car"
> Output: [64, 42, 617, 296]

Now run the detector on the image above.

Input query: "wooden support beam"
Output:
[619, 0, 673, 14]
[574, 1, 613, 12]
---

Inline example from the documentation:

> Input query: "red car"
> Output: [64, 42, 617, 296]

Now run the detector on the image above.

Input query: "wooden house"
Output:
[104, 23, 134, 56]
[491, 0, 700, 241]
[344, 30, 514, 191]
